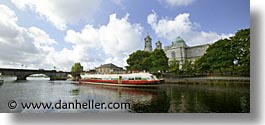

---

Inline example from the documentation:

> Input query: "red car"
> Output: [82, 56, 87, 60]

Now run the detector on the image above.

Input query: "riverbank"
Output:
[164, 77, 250, 85]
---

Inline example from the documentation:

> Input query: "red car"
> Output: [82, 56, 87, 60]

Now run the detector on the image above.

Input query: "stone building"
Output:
[96, 63, 124, 74]
[144, 35, 163, 51]
[164, 37, 209, 63]
[143, 35, 209, 64]
[144, 35, 152, 52]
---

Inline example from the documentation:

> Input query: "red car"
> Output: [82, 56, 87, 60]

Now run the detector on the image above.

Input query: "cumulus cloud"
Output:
[11, 0, 101, 30]
[0, 4, 43, 68]
[159, 0, 195, 7]
[0, 4, 72, 70]
[0, 5, 142, 71]
[65, 13, 143, 69]
[147, 11, 233, 46]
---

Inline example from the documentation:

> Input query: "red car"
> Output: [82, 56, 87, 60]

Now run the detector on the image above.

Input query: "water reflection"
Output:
[76, 84, 249, 113]
[162, 84, 250, 113]
[78, 85, 170, 113]
[70, 89, 80, 95]
[0, 79, 250, 113]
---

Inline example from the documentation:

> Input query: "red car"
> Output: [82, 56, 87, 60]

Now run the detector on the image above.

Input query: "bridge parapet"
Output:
[0, 68, 70, 80]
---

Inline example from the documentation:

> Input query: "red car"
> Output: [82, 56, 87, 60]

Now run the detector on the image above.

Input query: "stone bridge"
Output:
[0, 68, 70, 80]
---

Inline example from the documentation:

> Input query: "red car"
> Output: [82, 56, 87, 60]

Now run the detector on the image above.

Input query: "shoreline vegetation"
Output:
[164, 76, 249, 85]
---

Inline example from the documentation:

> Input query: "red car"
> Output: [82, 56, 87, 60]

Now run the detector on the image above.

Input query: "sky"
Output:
[0, 0, 250, 71]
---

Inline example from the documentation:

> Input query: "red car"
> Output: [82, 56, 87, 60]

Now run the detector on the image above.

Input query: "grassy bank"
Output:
[164, 77, 250, 85]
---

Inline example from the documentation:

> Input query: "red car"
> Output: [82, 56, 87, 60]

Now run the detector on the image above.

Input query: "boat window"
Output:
[122, 77, 128, 80]
[128, 77, 134, 80]
[135, 77, 141, 80]
[141, 77, 148, 80]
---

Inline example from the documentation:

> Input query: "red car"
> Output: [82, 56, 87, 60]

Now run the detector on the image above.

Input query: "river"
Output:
[0, 76, 250, 113]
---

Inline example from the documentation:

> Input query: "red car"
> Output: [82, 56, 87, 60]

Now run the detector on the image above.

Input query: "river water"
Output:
[0, 77, 250, 113]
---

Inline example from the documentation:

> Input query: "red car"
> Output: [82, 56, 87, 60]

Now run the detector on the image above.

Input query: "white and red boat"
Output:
[79, 73, 162, 87]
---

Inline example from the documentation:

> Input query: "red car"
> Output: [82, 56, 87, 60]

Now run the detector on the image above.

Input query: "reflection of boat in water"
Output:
[78, 84, 158, 103]
[77, 84, 169, 112]
[79, 84, 157, 98]
[79, 73, 162, 88]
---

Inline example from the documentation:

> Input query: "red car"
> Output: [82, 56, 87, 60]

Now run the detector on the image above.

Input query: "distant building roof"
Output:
[172, 37, 187, 47]
[96, 63, 123, 69]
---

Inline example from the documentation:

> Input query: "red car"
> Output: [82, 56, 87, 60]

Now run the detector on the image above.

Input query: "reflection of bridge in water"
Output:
[0, 68, 70, 80]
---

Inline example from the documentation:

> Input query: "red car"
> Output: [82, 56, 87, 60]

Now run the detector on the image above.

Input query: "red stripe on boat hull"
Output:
[79, 79, 161, 85]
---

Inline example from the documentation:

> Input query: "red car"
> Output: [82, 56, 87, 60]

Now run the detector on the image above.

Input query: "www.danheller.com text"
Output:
[7, 100, 131, 110]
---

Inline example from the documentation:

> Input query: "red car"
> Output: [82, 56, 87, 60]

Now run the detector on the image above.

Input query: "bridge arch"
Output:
[0, 68, 69, 81]
[26, 74, 50, 80]
[19, 73, 66, 80]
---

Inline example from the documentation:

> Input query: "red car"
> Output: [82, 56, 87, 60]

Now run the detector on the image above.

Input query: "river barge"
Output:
[79, 73, 162, 87]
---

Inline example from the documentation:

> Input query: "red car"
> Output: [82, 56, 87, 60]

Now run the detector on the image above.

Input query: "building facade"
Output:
[164, 37, 209, 63]
[144, 35, 163, 51]
[143, 35, 209, 64]
[96, 63, 124, 74]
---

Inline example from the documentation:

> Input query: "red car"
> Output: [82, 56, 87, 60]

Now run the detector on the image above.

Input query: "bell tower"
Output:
[144, 34, 152, 52]
[155, 40, 162, 50]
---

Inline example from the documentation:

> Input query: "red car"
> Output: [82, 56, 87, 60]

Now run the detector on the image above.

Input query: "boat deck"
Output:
[79, 81, 161, 88]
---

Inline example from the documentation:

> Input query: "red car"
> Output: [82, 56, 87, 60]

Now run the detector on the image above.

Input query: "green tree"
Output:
[231, 28, 250, 73]
[71, 62, 83, 73]
[149, 49, 169, 73]
[194, 28, 250, 76]
[71, 62, 83, 80]
[126, 49, 169, 73]
[169, 59, 180, 74]
[182, 60, 194, 75]
[126, 50, 151, 71]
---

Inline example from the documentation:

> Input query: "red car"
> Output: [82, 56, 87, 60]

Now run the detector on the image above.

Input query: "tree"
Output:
[71, 62, 83, 80]
[71, 62, 83, 73]
[194, 28, 250, 76]
[149, 49, 169, 73]
[169, 59, 180, 75]
[126, 49, 169, 73]
[230, 28, 250, 73]
[126, 50, 151, 71]
[182, 60, 194, 75]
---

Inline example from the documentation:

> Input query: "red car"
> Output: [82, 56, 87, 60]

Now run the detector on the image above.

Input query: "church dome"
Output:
[172, 37, 187, 47]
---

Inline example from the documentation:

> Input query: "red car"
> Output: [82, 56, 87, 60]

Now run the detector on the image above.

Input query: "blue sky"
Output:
[0, 0, 249, 70]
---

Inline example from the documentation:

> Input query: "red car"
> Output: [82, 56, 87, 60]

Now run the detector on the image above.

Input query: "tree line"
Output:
[194, 28, 250, 76]
[126, 49, 169, 73]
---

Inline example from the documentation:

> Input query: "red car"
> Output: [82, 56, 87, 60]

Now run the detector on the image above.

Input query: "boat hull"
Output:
[78, 79, 162, 88]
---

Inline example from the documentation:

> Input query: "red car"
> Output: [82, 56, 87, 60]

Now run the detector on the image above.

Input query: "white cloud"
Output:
[0, 4, 65, 70]
[11, 0, 101, 30]
[160, 0, 195, 7]
[0, 4, 41, 66]
[65, 13, 143, 69]
[0, 4, 143, 71]
[29, 27, 57, 49]
[147, 11, 233, 46]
